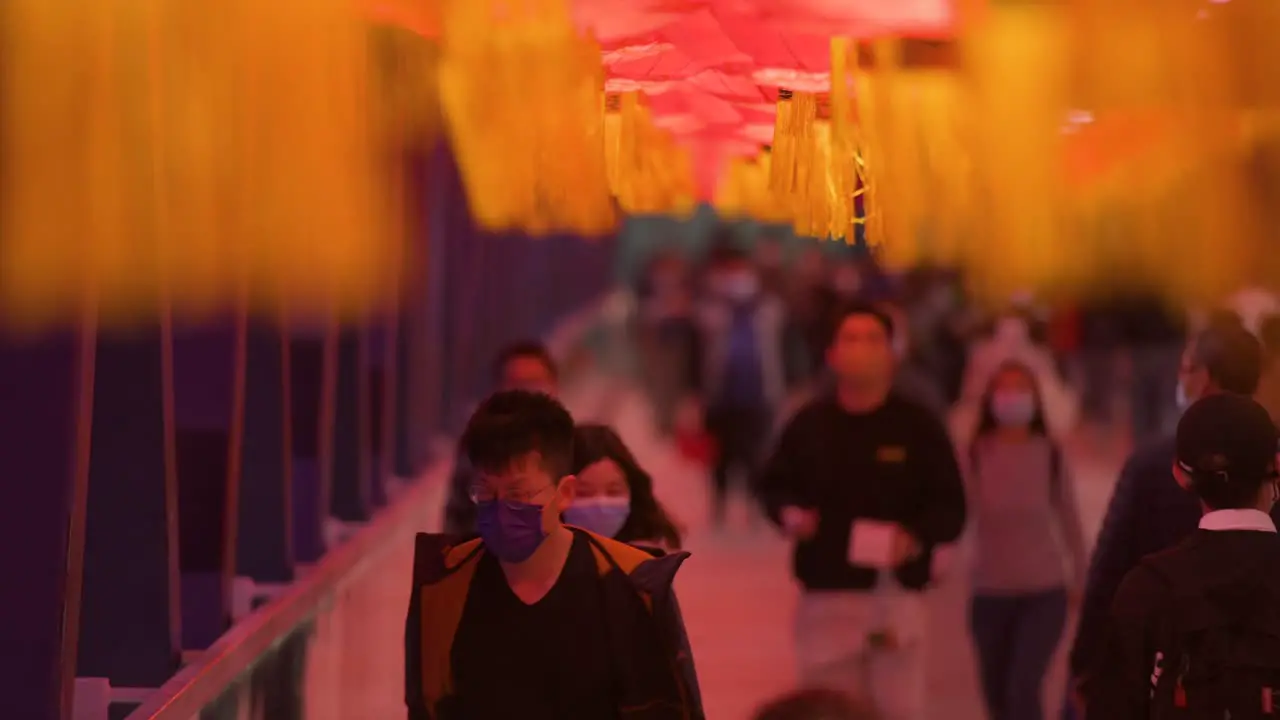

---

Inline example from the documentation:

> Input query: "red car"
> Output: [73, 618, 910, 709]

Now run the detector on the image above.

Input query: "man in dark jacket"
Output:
[1084, 393, 1280, 718]
[1068, 317, 1272, 710]
[441, 341, 559, 537]
[759, 303, 966, 720]
[407, 391, 702, 719]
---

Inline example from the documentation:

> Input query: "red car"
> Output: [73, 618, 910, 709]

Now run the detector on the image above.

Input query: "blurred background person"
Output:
[442, 341, 560, 537]
[567, 423, 685, 552]
[1076, 297, 1122, 428]
[1256, 313, 1280, 427]
[759, 303, 966, 720]
[1116, 291, 1187, 446]
[965, 361, 1087, 720]
[754, 230, 789, 299]
[636, 249, 699, 437]
[879, 301, 949, 420]
[954, 307, 1078, 448]
[787, 246, 839, 382]
[1067, 317, 1267, 710]
[694, 238, 788, 527]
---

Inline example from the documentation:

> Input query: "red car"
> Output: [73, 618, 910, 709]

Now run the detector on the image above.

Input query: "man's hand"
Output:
[780, 506, 819, 540]
[891, 526, 923, 565]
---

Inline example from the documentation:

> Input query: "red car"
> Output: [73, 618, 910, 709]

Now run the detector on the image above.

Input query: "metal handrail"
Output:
[123, 462, 445, 720]
[123, 298, 613, 719]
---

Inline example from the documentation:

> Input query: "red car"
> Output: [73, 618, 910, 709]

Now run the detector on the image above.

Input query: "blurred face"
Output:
[717, 259, 760, 301]
[573, 459, 631, 502]
[651, 255, 684, 287]
[988, 367, 1039, 428]
[470, 452, 575, 535]
[1178, 345, 1210, 408]
[501, 356, 557, 397]
[564, 458, 632, 537]
[796, 248, 824, 282]
[827, 314, 894, 388]
[831, 262, 863, 297]
[755, 239, 783, 268]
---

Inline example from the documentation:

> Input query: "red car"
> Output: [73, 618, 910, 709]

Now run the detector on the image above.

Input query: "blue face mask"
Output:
[563, 497, 631, 539]
[476, 499, 548, 563]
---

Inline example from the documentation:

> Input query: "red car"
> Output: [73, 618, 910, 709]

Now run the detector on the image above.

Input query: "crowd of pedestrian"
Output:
[406, 222, 1280, 719]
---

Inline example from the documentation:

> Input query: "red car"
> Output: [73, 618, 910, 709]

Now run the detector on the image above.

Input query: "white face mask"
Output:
[991, 391, 1037, 427]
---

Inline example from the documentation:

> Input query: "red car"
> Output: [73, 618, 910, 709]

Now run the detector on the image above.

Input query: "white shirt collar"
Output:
[1199, 508, 1277, 533]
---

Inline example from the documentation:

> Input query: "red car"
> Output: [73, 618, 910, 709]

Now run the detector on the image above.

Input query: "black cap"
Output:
[1176, 393, 1278, 484]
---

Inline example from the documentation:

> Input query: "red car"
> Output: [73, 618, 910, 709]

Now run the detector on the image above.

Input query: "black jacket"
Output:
[1070, 436, 1280, 678]
[405, 529, 703, 720]
[1084, 529, 1280, 719]
[758, 393, 966, 591]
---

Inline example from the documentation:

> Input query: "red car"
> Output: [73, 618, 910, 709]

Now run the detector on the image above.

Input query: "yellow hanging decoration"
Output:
[436, 0, 615, 235]
[960, 2, 1073, 304]
[768, 91, 854, 239]
[372, 25, 443, 154]
[791, 119, 855, 241]
[0, 0, 398, 330]
[843, 39, 971, 269]
[1065, 0, 1271, 305]
[715, 151, 792, 224]
[602, 93, 697, 216]
[769, 90, 817, 198]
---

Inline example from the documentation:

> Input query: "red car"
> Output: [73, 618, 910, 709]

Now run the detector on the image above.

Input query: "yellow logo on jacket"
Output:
[876, 445, 907, 463]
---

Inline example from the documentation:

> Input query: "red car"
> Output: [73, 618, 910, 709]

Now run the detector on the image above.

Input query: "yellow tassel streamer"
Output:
[437, 0, 615, 235]
[0, 0, 397, 329]
[716, 152, 792, 224]
[603, 93, 697, 216]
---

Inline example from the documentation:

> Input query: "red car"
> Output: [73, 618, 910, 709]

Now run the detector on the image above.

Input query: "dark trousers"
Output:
[705, 405, 772, 521]
[969, 588, 1068, 720]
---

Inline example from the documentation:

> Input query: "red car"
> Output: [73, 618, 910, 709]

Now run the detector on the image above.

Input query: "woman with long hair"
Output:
[566, 424, 684, 551]
[966, 360, 1087, 720]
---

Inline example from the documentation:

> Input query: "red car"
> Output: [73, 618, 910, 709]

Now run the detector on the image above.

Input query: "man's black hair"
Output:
[827, 300, 896, 347]
[459, 390, 575, 478]
[1191, 318, 1263, 395]
[492, 340, 558, 384]
[1177, 393, 1278, 510]
[753, 689, 876, 720]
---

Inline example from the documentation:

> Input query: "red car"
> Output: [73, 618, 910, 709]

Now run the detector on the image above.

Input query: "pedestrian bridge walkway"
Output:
[112, 371, 1120, 720]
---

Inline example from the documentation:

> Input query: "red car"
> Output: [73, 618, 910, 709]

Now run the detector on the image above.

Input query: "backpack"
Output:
[1145, 558, 1280, 719]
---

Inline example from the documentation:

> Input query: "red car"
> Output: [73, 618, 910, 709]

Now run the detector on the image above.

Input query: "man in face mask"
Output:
[406, 391, 703, 720]
[1067, 317, 1272, 715]
[758, 303, 967, 720]
[443, 342, 559, 536]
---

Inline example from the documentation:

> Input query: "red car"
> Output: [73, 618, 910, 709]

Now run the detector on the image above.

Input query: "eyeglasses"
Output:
[468, 483, 554, 505]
